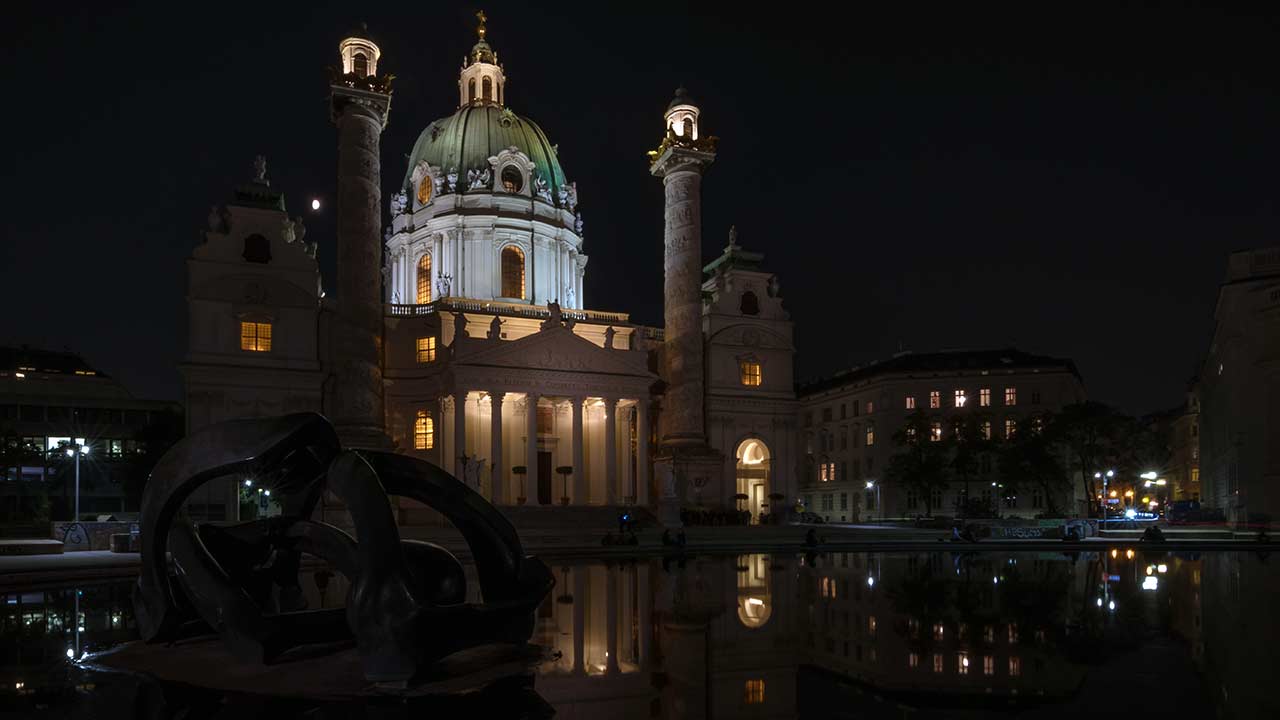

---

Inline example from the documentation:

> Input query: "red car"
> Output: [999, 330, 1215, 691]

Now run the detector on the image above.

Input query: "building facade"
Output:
[0, 347, 179, 520]
[797, 349, 1087, 521]
[181, 19, 798, 522]
[1198, 246, 1280, 526]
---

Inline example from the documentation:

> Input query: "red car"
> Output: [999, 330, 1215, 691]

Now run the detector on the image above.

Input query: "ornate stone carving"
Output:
[488, 314, 504, 339]
[768, 274, 781, 297]
[467, 166, 491, 190]
[252, 154, 268, 184]
[281, 216, 306, 244]
[446, 167, 458, 193]
[533, 173, 552, 202]
[574, 212, 584, 235]
[541, 301, 563, 330]
[389, 190, 408, 216]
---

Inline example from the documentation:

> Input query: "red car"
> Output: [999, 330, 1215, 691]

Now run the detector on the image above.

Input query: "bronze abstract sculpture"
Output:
[132, 412, 553, 683]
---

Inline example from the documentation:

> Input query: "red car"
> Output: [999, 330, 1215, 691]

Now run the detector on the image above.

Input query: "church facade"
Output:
[181, 19, 799, 524]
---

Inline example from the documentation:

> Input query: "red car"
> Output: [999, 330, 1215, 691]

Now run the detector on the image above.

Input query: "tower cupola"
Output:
[458, 10, 506, 107]
[665, 86, 700, 140]
[339, 24, 381, 78]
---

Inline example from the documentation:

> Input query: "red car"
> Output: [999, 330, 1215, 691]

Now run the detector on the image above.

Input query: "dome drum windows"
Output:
[500, 246, 526, 300]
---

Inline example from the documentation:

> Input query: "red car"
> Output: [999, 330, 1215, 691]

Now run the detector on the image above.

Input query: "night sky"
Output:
[6, 2, 1278, 415]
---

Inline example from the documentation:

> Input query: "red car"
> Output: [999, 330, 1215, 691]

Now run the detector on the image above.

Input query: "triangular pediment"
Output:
[454, 325, 653, 378]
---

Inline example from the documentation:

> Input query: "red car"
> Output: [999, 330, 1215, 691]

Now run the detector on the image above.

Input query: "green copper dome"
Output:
[402, 105, 567, 197]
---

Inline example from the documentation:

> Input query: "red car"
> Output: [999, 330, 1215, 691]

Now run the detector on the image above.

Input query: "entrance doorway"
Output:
[537, 451, 553, 505]
[735, 438, 771, 524]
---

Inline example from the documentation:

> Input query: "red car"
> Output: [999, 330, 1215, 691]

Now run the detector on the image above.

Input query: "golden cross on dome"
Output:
[476, 10, 487, 40]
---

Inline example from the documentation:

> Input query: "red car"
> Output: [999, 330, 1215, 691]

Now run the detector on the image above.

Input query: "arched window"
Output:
[501, 246, 525, 299]
[740, 291, 760, 315]
[482, 76, 492, 101]
[684, 114, 696, 139]
[501, 165, 523, 193]
[242, 234, 271, 264]
[353, 52, 368, 77]
[414, 409, 434, 450]
[468, 78, 476, 103]
[416, 254, 432, 304]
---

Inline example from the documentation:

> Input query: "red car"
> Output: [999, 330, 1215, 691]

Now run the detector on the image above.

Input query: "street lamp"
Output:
[865, 480, 881, 522]
[64, 441, 90, 522]
[1095, 469, 1115, 529]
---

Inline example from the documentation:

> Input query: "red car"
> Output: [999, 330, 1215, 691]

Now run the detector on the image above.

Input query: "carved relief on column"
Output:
[490, 391, 505, 504]
[660, 166, 707, 447]
[604, 397, 619, 505]
[572, 396, 586, 505]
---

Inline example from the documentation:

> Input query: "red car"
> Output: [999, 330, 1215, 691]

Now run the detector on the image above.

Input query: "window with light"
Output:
[954, 389, 967, 407]
[501, 246, 525, 298]
[416, 336, 436, 363]
[744, 679, 765, 705]
[1005, 387, 1017, 406]
[980, 388, 991, 407]
[982, 421, 992, 440]
[240, 322, 272, 352]
[414, 410, 434, 450]
[1009, 656, 1021, 677]
[909, 652, 920, 668]
[930, 422, 943, 442]
[1005, 419, 1017, 438]
[929, 390, 940, 409]
[905, 395, 916, 410]
[740, 360, 762, 386]
[957, 652, 970, 675]
[865, 424, 875, 446]
[417, 254, 432, 303]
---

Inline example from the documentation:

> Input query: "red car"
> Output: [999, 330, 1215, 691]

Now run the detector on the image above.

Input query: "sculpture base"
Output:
[91, 636, 549, 701]
[653, 445, 725, 528]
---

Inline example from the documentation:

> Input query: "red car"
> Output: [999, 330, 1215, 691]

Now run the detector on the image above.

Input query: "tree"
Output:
[999, 414, 1070, 516]
[122, 410, 184, 511]
[1047, 402, 1128, 516]
[885, 411, 951, 516]
[948, 413, 993, 518]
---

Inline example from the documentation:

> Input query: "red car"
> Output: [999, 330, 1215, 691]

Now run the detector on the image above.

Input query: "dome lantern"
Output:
[458, 10, 506, 108]
[339, 23, 381, 78]
[665, 86, 699, 141]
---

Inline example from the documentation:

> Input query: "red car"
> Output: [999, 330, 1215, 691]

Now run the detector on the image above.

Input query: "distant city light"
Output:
[1108, 600, 1116, 611]
[311, 198, 321, 211]
[1142, 576, 1159, 591]
[1106, 470, 1115, 478]
[66, 648, 74, 659]
[1140, 471, 1158, 480]
[1124, 508, 1137, 519]
[1157, 564, 1168, 573]
[866, 576, 875, 588]
[1096, 598, 1103, 607]
[244, 479, 253, 487]
[1126, 549, 1135, 559]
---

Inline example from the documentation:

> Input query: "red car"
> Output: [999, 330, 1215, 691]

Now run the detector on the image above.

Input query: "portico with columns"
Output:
[385, 307, 655, 508]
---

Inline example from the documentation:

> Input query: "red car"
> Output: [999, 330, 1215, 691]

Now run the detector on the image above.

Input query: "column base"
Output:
[653, 445, 725, 528]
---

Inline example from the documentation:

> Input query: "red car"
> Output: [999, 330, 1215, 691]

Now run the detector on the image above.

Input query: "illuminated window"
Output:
[501, 246, 525, 298]
[933, 623, 945, 640]
[416, 337, 436, 363]
[957, 652, 970, 675]
[353, 52, 368, 77]
[865, 424, 875, 447]
[909, 652, 920, 668]
[954, 389, 967, 408]
[740, 360, 762, 386]
[1004, 387, 1017, 406]
[929, 391, 940, 409]
[932, 653, 944, 673]
[414, 410, 434, 450]
[905, 396, 916, 410]
[1005, 419, 1017, 438]
[1008, 623, 1019, 644]
[982, 421, 992, 440]
[868, 616, 877, 637]
[979, 388, 991, 407]
[417, 175, 432, 205]
[501, 165, 523, 193]
[744, 679, 765, 705]
[865, 400, 874, 414]
[1009, 656, 1021, 677]
[819, 462, 835, 482]
[1191, 468, 1200, 483]
[983, 655, 994, 676]
[468, 78, 476, 102]
[930, 422, 943, 442]
[984, 625, 995, 643]
[416, 254, 432, 303]
[239, 322, 272, 352]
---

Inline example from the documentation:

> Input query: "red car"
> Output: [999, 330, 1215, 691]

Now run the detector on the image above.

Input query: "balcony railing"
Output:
[385, 298, 631, 325]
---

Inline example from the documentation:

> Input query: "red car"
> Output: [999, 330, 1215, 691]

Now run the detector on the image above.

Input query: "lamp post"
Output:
[65, 441, 90, 522]
[865, 480, 881, 522]
[1095, 469, 1115, 530]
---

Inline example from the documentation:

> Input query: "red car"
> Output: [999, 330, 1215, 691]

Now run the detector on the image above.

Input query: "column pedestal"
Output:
[653, 446, 724, 528]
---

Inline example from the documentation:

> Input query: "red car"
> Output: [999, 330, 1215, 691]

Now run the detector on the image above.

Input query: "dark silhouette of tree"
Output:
[885, 411, 951, 516]
[999, 412, 1070, 516]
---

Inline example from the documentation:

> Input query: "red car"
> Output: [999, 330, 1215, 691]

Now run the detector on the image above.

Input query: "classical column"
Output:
[453, 391, 467, 481]
[572, 396, 586, 504]
[526, 393, 540, 505]
[328, 58, 393, 449]
[605, 563, 620, 674]
[604, 397, 618, 505]
[490, 391, 505, 504]
[637, 399, 650, 506]
[572, 565, 586, 675]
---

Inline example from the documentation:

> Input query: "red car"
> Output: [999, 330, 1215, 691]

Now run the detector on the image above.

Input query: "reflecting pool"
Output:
[3, 549, 1277, 718]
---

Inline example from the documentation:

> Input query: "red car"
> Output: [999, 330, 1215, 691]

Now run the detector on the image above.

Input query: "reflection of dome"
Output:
[739, 439, 768, 465]
[402, 105, 567, 196]
[737, 595, 772, 628]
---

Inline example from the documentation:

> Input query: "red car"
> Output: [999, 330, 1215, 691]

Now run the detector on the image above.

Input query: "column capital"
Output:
[489, 390, 506, 403]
